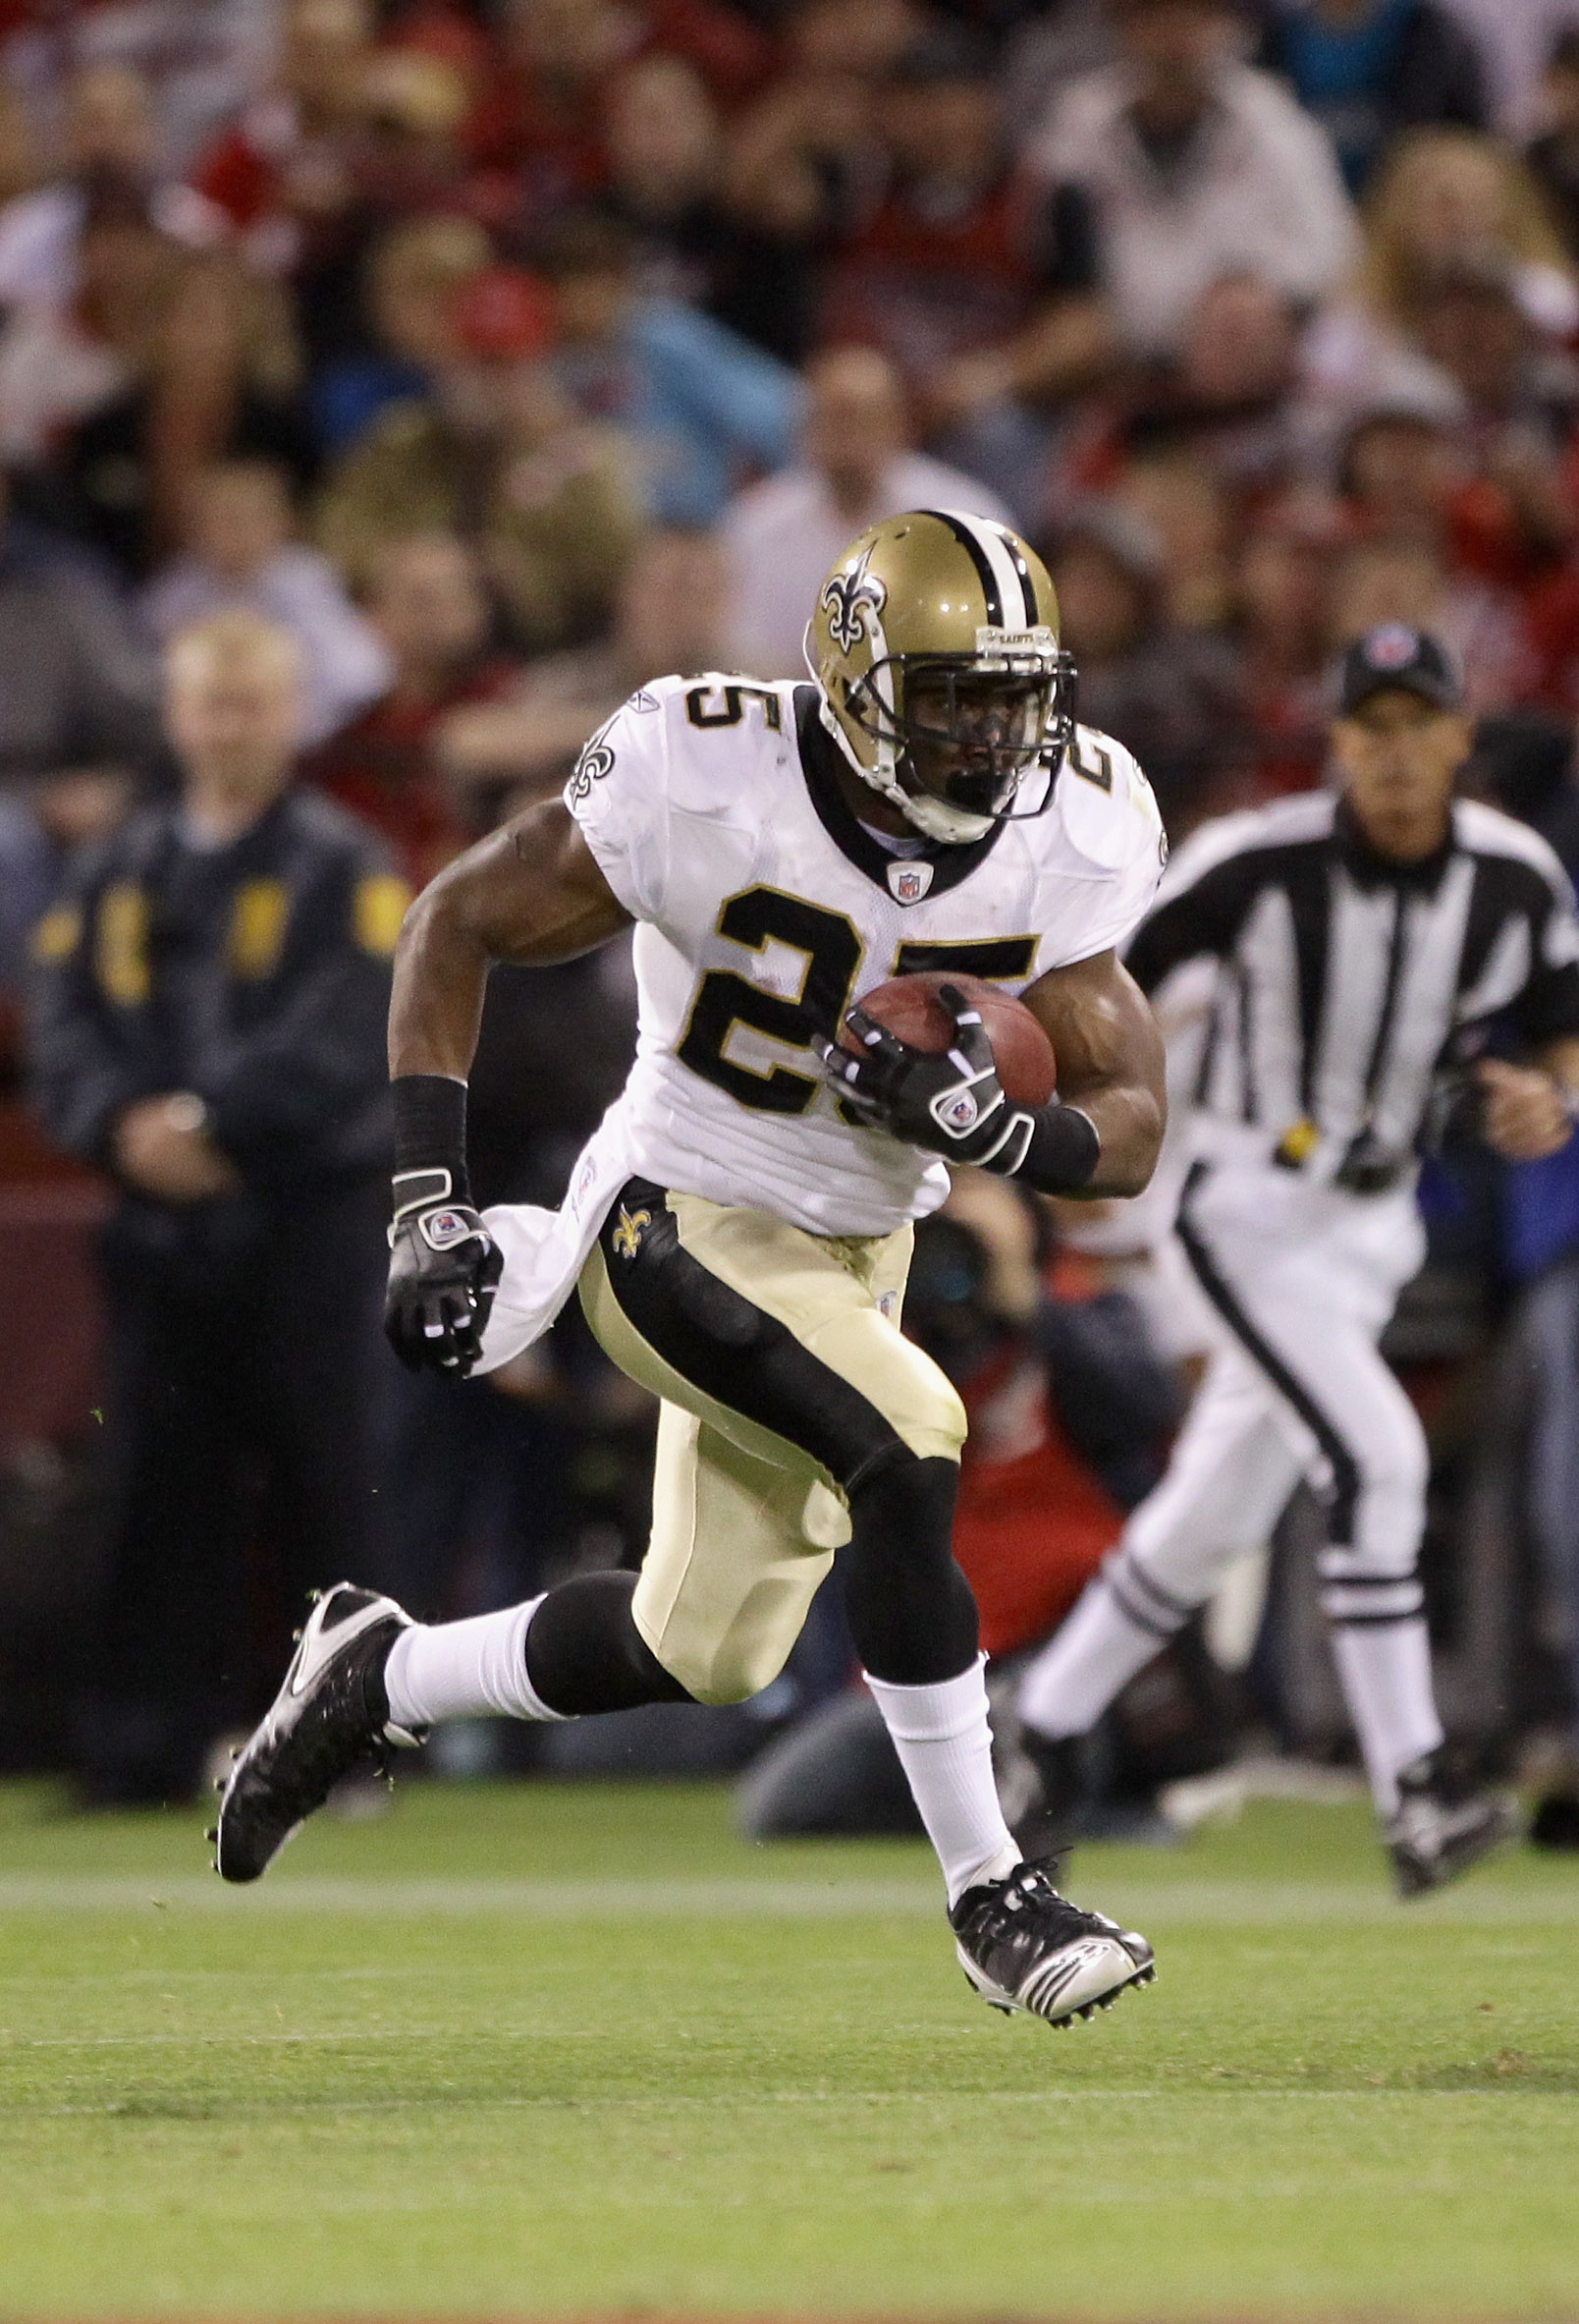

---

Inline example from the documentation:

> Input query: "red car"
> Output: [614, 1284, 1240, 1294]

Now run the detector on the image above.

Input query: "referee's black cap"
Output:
[1338, 626, 1463, 716]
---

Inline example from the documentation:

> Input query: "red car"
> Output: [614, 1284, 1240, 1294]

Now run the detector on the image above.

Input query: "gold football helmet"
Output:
[806, 508, 1074, 844]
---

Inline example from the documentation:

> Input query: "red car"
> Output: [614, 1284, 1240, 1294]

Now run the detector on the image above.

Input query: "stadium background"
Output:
[8, 2, 1579, 2313]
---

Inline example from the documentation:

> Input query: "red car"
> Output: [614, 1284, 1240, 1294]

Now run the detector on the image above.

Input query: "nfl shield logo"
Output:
[1368, 625, 1419, 669]
[888, 861, 934, 905]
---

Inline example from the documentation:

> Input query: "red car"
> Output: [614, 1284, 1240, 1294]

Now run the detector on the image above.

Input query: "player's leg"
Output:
[384, 1398, 831, 1724]
[572, 1195, 1020, 1906]
[214, 1195, 850, 1878]
[219, 1182, 1155, 2014]
[589, 1192, 1020, 1892]
[568, 1186, 1154, 2020]
[1015, 1340, 1303, 1824]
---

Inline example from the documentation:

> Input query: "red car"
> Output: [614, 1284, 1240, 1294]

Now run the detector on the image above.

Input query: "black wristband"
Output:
[392, 1074, 469, 1195]
[997, 1101, 1101, 1194]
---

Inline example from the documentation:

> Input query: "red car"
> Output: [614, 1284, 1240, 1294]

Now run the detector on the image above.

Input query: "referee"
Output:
[1017, 625, 1579, 1894]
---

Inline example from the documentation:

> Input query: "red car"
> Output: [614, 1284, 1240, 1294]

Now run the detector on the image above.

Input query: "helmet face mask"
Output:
[845, 653, 1074, 830]
[807, 510, 1076, 846]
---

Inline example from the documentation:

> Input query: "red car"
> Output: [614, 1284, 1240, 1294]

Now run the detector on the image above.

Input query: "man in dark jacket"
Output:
[29, 612, 409, 1802]
[1257, 0, 1487, 194]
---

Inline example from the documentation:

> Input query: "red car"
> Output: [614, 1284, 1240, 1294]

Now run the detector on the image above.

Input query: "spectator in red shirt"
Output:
[302, 530, 519, 888]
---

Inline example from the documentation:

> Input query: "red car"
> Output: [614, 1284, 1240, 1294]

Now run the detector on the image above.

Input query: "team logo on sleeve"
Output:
[568, 729, 616, 803]
[820, 547, 887, 653]
[887, 861, 934, 905]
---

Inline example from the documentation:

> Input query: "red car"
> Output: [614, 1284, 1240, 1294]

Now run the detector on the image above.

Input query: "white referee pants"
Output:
[1018, 1159, 1443, 1812]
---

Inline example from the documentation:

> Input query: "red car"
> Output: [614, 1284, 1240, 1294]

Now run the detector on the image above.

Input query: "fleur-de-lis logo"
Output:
[820, 547, 887, 653]
[612, 1204, 651, 1259]
[568, 728, 617, 803]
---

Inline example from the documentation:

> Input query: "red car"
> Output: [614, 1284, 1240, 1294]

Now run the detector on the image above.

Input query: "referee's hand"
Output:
[1476, 1059, 1575, 1163]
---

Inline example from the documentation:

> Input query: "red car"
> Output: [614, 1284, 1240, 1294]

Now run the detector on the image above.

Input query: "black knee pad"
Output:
[525, 1571, 695, 1715]
[840, 1452, 979, 1687]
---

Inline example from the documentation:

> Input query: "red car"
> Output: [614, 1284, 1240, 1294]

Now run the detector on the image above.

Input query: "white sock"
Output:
[1329, 1619, 1443, 1816]
[383, 1596, 571, 1728]
[1016, 1571, 1171, 1742]
[864, 1658, 1019, 1906]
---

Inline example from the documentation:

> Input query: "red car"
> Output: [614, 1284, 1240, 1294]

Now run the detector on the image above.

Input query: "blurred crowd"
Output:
[8, 0, 1579, 1817]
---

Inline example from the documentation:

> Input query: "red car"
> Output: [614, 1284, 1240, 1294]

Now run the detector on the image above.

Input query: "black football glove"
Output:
[816, 981, 1031, 1170]
[385, 1168, 504, 1375]
[814, 982, 1101, 1190]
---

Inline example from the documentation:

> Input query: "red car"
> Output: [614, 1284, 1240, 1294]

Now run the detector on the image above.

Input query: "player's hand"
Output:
[1476, 1059, 1576, 1162]
[384, 1171, 504, 1375]
[814, 982, 1033, 1171]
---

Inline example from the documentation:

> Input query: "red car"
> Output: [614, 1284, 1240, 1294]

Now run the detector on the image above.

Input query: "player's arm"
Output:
[385, 801, 631, 1374]
[820, 951, 1165, 1202]
[390, 800, 630, 1080]
[1017, 947, 1167, 1199]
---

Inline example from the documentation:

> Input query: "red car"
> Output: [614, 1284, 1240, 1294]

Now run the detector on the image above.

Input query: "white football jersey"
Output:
[566, 676, 1166, 1237]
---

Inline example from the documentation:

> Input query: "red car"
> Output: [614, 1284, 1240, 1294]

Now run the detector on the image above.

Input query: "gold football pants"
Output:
[577, 1178, 966, 1704]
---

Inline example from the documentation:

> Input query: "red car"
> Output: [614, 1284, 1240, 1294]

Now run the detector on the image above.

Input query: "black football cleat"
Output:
[950, 1858, 1155, 2026]
[1385, 1747, 1518, 1899]
[214, 1584, 422, 1883]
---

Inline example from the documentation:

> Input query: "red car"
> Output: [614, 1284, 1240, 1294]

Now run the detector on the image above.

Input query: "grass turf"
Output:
[1, 1777, 1578, 2318]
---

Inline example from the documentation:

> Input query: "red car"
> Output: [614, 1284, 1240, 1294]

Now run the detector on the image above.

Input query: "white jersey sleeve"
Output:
[1036, 727, 1169, 968]
[562, 688, 675, 922]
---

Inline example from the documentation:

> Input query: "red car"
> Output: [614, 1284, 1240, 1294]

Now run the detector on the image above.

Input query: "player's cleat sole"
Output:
[214, 1583, 422, 1883]
[950, 1857, 1155, 2028]
[1386, 1752, 1519, 1898]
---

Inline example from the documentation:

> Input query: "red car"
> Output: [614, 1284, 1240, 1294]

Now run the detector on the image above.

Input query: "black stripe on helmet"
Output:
[921, 509, 1003, 628]
[1004, 533, 1041, 626]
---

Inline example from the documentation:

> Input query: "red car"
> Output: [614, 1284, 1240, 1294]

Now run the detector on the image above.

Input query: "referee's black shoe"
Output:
[212, 1584, 422, 1882]
[951, 1859, 1155, 2025]
[1385, 1747, 1518, 1899]
[1010, 1729, 1087, 1856]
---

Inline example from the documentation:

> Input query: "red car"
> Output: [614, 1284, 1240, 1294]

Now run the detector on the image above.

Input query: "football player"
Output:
[216, 510, 1170, 2027]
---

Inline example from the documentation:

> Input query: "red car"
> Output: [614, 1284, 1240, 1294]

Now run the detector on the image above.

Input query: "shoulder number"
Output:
[1066, 733, 1114, 792]
[684, 684, 783, 733]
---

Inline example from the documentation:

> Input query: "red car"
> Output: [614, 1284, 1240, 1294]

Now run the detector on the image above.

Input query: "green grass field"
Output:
[2, 1775, 1578, 2320]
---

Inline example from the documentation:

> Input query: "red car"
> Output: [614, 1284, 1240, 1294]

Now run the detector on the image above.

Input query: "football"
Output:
[843, 971, 1058, 1106]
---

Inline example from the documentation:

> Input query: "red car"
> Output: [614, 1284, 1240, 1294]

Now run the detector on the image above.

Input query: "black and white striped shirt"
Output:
[1126, 792, 1579, 1177]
